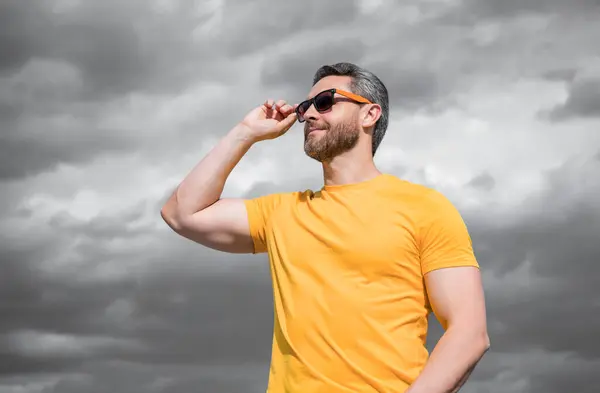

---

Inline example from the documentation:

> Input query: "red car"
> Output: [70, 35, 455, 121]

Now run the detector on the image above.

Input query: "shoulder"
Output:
[379, 174, 446, 203]
[245, 188, 315, 210]
[410, 186, 471, 242]
[390, 175, 455, 203]
[379, 175, 465, 224]
[419, 186, 459, 212]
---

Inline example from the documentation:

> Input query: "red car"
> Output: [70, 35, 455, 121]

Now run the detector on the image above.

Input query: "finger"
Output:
[264, 99, 275, 110]
[275, 112, 297, 134]
[280, 104, 294, 115]
[274, 100, 287, 109]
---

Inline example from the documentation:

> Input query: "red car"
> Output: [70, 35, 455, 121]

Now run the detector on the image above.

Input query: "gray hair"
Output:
[312, 62, 389, 156]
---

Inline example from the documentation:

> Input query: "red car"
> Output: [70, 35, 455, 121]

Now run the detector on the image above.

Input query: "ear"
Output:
[361, 104, 382, 128]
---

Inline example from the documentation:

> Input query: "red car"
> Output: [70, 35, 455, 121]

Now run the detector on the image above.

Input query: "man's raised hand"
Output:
[239, 99, 298, 142]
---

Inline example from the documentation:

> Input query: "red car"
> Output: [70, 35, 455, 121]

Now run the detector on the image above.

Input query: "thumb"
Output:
[274, 112, 297, 133]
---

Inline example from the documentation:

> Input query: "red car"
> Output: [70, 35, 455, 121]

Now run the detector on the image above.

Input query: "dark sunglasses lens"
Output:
[298, 101, 310, 114]
[296, 101, 310, 121]
[314, 92, 334, 111]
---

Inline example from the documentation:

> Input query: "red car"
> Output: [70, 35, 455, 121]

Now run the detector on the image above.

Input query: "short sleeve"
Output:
[417, 189, 479, 275]
[244, 192, 293, 254]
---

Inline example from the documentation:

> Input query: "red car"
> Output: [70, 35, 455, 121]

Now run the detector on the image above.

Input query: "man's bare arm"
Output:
[160, 99, 297, 253]
[406, 266, 490, 393]
[161, 124, 256, 253]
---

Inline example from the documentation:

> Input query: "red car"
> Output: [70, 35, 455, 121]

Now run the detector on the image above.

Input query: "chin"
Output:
[304, 147, 334, 163]
[305, 130, 323, 138]
[305, 153, 325, 163]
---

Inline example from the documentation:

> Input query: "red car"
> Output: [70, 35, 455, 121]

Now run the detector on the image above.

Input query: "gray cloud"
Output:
[542, 68, 578, 83]
[366, 62, 446, 111]
[217, 0, 360, 58]
[260, 38, 369, 100]
[0, 194, 274, 370]
[0, 125, 139, 181]
[467, 172, 496, 191]
[0, 0, 233, 181]
[450, 0, 600, 21]
[0, 1, 45, 74]
[3, 0, 598, 181]
[420, 155, 600, 392]
[0, 0, 222, 97]
[468, 157, 600, 358]
[546, 78, 600, 121]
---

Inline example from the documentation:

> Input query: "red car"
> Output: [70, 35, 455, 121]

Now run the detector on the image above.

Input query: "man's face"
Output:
[302, 76, 361, 162]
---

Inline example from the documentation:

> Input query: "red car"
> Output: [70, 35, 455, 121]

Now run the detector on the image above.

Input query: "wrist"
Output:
[231, 122, 259, 146]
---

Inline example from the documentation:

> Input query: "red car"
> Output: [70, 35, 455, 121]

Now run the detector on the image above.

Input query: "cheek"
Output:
[321, 110, 347, 128]
[318, 112, 333, 126]
[335, 106, 359, 124]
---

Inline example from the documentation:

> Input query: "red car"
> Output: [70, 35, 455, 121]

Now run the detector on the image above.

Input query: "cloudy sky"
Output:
[1, 0, 599, 392]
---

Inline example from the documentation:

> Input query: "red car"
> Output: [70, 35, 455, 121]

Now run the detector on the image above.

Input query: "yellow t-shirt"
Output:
[244, 173, 479, 393]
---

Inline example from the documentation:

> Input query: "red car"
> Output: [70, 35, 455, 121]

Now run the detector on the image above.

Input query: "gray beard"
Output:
[303, 122, 360, 162]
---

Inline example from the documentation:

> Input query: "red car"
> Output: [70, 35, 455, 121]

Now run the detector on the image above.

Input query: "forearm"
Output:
[407, 327, 490, 393]
[169, 124, 255, 217]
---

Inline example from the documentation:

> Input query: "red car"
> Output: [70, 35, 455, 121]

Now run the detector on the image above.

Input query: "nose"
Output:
[303, 102, 320, 122]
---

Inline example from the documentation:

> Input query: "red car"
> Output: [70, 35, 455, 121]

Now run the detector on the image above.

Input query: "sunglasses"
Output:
[295, 88, 372, 123]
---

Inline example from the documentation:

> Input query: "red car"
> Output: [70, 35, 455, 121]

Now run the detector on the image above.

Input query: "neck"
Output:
[321, 148, 381, 187]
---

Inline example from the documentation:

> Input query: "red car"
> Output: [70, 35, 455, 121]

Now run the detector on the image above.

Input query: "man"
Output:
[161, 62, 490, 393]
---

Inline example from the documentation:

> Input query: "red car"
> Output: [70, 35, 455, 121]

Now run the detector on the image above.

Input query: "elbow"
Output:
[449, 323, 490, 355]
[160, 208, 175, 230]
[474, 328, 491, 355]
[160, 202, 183, 232]
[482, 332, 491, 353]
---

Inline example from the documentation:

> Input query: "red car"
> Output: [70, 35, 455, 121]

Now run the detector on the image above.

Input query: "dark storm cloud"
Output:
[0, 242, 136, 338]
[256, 6, 473, 114]
[259, 35, 452, 113]
[0, 0, 219, 97]
[546, 78, 600, 121]
[260, 38, 369, 98]
[260, 43, 451, 115]
[0, 231, 275, 389]
[47, 202, 150, 241]
[542, 68, 578, 83]
[0, 241, 142, 376]
[0, 353, 76, 376]
[528, 357, 600, 393]
[0, 0, 359, 104]
[450, 0, 600, 21]
[153, 368, 270, 393]
[0, 1, 45, 74]
[121, 268, 274, 365]
[363, 62, 446, 111]
[364, 0, 600, 116]
[218, 0, 359, 58]
[0, 126, 139, 181]
[0, 0, 358, 182]
[0, 0, 227, 181]
[467, 156, 600, 360]
[416, 155, 600, 392]
[467, 172, 496, 191]
[0, 196, 275, 373]
[16, 362, 271, 393]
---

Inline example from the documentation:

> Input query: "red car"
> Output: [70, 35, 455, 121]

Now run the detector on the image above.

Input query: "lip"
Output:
[307, 128, 324, 135]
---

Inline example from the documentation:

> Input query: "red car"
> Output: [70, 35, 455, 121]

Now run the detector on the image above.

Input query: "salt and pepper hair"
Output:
[312, 62, 389, 156]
